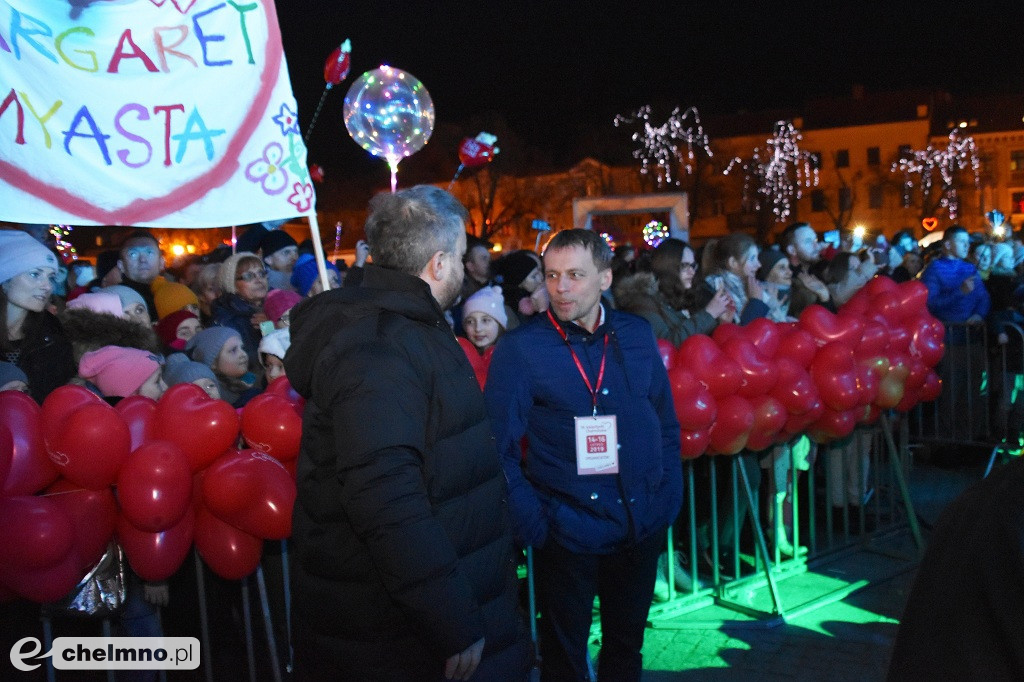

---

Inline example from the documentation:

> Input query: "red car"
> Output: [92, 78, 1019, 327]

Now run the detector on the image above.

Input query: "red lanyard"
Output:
[547, 310, 607, 416]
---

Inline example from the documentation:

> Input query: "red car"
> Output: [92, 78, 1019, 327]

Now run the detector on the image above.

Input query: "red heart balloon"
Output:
[115, 395, 159, 453]
[895, 386, 921, 413]
[0, 549, 84, 604]
[117, 507, 195, 582]
[856, 365, 880, 405]
[194, 506, 263, 580]
[894, 280, 929, 317]
[41, 385, 103, 449]
[863, 275, 899, 298]
[776, 328, 818, 368]
[0, 391, 57, 495]
[676, 335, 742, 399]
[241, 394, 303, 461]
[49, 402, 132, 490]
[841, 291, 870, 317]
[808, 407, 858, 443]
[771, 358, 819, 415]
[855, 322, 890, 360]
[739, 318, 781, 359]
[798, 305, 864, 348]
[746, 396, 787, 452]
[45, 478, 118, 571]
[810, 342, 862, 412]
[668, 368, 717, 431]
[203, 449, 295, 540]
[707, 395, 754, 456]
[679, 429, 710, 459]
[265, 375, 306, 416]
[919, 371, 942, 402]
[0, 424, 11, 491]
[721, 337, 777, 398]
[875, 364, 908, 409]
[783, 400, 825, 438]
[155, 384, 241, 472]
[0, 495, 75, 571]
[711, 323, 743, 346]
[117, 441, 192, 532]
[655, 338, 675, 371]
[907, 318, 945, 367]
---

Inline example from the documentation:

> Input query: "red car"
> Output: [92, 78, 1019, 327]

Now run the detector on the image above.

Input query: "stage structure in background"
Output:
[613, 105, 712, 188]
[891, 130, 980, 220]
[724, 120, 819, 223]
[343, 65, 435, 193]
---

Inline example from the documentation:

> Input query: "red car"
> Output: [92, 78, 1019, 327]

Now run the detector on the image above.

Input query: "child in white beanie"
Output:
[458, 286, 507, 389]
[258, 328, 290, 387]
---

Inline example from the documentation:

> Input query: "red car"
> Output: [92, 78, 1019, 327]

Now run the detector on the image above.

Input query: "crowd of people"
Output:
[3, 198, 1024, 680]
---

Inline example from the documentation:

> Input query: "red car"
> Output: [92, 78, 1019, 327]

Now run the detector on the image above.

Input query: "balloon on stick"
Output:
[304, 38, 351, 143]
[448, 132, 500, 190]
[344, 65, 435, 193]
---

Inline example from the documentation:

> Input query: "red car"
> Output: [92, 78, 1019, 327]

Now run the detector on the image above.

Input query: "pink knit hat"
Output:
[263, 288, 302, 324]
[462, 286, 507, 328]
[65, 292, 126, 318]
[78, 346, 162, 398]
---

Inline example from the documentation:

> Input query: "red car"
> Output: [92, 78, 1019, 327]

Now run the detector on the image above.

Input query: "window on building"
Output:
[835, 149, 850, 168]
[1012, 191, 1024, 213]
[867, 147, 880, 166]
[869, 184, 883, 209]
[898, 144, 912, 160]
[811, 190, 826, 212]
[809, 152, 822, 170]
[838, 187, 852, 211]
[1010, 150, 1024, 171]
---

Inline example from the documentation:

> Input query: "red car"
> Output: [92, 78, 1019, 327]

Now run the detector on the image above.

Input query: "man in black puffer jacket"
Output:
[284, 186, 531, 682]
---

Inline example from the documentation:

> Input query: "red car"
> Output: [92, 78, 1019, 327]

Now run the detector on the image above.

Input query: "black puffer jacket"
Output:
[284, 265, 530, 681]
[17, 311, 76, 403]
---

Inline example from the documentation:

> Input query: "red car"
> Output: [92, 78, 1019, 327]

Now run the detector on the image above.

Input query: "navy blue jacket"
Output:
[921, 257, 990, 323]
[485, 308, 683, 554]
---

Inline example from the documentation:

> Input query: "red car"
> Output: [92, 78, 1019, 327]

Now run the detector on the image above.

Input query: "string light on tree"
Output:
[599, 232, 616, 249]
[642, 220, 669, 248]
[891, 130, 980, 219]
[50, 224, 77, 261]
[613, 105, 712, 187]
[724, 120, 818, 221]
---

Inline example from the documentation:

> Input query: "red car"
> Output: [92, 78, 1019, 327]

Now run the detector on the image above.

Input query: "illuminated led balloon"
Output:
[344, 66, 435, 192]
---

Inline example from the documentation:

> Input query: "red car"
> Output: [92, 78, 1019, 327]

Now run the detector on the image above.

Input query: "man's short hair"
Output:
[778, 222, 812, 251]
[544, 229, 613, 271]
[119, 229, 159, 252]
[944, 224, 968, 242]
[364, 185, 468, 276]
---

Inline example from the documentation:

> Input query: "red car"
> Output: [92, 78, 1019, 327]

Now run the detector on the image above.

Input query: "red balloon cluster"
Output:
[0, 378, 305, 603]
[660, 278, 943, 459]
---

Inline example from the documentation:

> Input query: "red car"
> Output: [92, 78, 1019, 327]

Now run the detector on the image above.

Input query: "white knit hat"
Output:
[462, 285, 507, 328]
[258, 328, 290, 363]
[0, 230, 59, 284]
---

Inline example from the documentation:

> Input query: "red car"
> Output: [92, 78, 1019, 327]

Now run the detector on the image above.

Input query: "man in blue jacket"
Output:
[921, 225, 990, 324]
[485, 229, 683, 682]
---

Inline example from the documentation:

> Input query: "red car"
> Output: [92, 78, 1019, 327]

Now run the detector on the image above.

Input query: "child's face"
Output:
[463, 311, 501, 350]
[176, 318, 201, 342]
[136, 368, 167, 401]
[263, 354, 286, 385]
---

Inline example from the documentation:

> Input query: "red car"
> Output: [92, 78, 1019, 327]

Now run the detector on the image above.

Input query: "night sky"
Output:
[277, 2, 1024, 197]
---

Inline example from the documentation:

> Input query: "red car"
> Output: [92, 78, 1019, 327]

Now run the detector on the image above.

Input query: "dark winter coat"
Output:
[15, 311, 75, 403]
[284, 264, 530, 681]
[210, 293, 262, 373]
[484, 308, 683, 554]
[614, 272, 717, 346]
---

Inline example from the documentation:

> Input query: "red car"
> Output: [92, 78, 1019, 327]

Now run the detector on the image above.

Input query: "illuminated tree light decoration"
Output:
[599, 232, 616, 249]
[723, 120, 819, 222]
[50, 224, 78, 262]
[642, 220, 669, 248]
[891, 130, 980, 219]
[613, 105, 712, 187]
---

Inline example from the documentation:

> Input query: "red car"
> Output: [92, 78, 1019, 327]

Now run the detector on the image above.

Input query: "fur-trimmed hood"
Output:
[613, 272, 661, 316]
[58, 308, 161, 363]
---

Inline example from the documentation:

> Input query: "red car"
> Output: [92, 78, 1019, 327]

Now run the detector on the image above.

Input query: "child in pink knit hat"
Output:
[79, 345, 166, 400]
[457, 286, 507, 388]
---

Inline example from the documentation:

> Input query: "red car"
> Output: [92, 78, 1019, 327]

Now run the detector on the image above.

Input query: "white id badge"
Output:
[574, 415, 619, 475]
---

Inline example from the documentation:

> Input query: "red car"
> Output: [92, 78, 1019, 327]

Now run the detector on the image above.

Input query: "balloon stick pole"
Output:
[303, 86, 331, 143]
[534, 231, 543, 253]
[388, 160, 399, 194]
[447, 163, 465, 192]
[307, 211, 331, 293]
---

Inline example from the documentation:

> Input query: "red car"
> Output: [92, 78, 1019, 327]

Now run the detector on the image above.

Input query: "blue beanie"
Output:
[291, 254, 340, 296]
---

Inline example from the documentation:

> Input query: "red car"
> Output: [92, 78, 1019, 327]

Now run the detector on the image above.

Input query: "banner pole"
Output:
[306, 211, 331, 293]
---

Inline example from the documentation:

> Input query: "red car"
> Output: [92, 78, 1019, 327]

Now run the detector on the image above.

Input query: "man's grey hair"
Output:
[364, 185, 469, 276]
[544, 229, 613, 271]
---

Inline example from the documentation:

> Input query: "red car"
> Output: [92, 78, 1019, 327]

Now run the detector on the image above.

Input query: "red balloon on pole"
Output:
[41, 384, 102, 447]
[48, 402, 132, 490]
[0, 390, 57, 495]
[707, 395, 754, 456]
[676, 335, 742, 399]
[115, 395, 159, 453]
[679, 429, 710, 459]
[241, 394, 303, 461]
[194, 506, 263, 580]
[322, 39, 351, 87]
[0, 549, 84, 603]
[0, 495, 75, 571]
[117, 441, 192, 533]
[202, 449, 296, 540]
[117, 507, 195, 582]
[155, 384, 240, 472]
[668, 367, 717, 432]
[45, 478, 118, 572]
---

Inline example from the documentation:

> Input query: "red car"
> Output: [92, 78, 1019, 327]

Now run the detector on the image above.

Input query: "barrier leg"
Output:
[880, 413, 924, 554]
[42, 616, 55, 682]
[279, 540, 293, 674]
[738, 457, 786, 619]
[709, 460, 720, 587]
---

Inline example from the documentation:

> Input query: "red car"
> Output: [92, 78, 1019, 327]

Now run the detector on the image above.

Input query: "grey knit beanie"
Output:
[185, 326, 240, 369]
[163, 352, 218, 386]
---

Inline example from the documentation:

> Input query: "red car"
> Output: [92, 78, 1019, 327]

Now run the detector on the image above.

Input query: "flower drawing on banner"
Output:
[245, 142, 289, 195]
[287, 182, 314, 213]
[272, 103, 301, 137]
